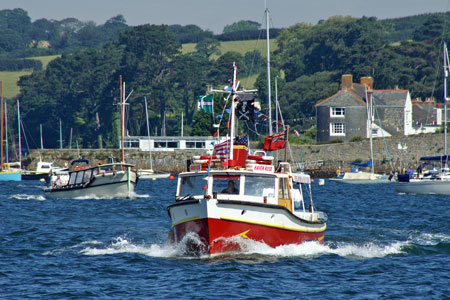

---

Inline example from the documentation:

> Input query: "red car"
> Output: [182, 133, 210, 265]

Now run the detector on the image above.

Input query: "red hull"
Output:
[172, 217, 324, 255]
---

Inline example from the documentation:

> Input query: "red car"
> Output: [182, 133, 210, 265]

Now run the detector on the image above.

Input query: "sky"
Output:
[2, 0, 450, 33]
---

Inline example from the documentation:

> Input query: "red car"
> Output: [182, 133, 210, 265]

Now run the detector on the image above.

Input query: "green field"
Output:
[0, 55, 60, 98]
[0, 71, 32, 98]
[31, 54, 61, 69]
[182, 39, 278, 59]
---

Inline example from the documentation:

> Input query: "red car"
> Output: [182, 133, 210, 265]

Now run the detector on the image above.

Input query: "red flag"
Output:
[213, 131, 218, 137]
[263, 131, 287, 151]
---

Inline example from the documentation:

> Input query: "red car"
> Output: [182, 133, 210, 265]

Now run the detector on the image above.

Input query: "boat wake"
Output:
[53, 232, 450, 260]
[10, 193, 46, 201]
[71, 191, 148, 200]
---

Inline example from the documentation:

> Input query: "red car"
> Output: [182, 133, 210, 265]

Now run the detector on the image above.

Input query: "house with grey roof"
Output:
[315, 74, 413, 142]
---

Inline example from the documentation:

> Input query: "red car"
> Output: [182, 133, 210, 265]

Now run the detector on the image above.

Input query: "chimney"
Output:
[341, 74, 353, 89]
[360, 77, 374, 90]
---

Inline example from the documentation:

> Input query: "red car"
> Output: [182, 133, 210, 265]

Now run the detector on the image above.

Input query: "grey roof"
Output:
[372, 90, 408, 107]
[317, 84, 408, 108]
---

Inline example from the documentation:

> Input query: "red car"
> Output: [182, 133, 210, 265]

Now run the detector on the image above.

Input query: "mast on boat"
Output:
[120, 75, 124, 163]
[144, 96, 153, 171]
[0, 81, 3, 170]
[5, 95, 8, 164]
[17, 99, 21, 170]
[443, 42, 450, 156]
[366, 87, 374, 174]
[265, 6, 272, 136]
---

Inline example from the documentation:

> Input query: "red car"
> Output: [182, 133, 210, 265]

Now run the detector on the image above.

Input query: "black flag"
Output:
[236, 99, 255, 122]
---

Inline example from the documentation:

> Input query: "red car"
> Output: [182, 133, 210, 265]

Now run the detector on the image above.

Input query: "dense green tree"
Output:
[223, 20, 260, 33]
[195, 37, 221, 58]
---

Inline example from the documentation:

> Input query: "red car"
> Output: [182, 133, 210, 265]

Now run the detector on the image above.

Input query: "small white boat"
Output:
[138, 169, 171, 179]
[44, 160, 137, 199]
[139, 97, 170, 180]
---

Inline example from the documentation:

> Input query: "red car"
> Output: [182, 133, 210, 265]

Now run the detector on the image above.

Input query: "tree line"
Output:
[3, 10, 450, 149]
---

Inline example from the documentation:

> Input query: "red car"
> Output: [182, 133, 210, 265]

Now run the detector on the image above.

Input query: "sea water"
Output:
[1, 179, 449, 299]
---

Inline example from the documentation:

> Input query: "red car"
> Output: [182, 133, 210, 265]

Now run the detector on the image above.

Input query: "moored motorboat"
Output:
[44, 76, 138, 198]
[22, 161, 66, 181]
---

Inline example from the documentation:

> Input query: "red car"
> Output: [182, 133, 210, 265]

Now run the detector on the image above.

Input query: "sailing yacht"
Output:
[137, 97, 170, 179]
[0, 81, 21, 181]
[395, 42, 450, 194]
[330, 87, 390, 183]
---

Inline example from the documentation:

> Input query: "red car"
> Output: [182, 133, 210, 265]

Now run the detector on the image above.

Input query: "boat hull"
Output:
[331, 171, 390, 184]
[138, 173, 170, 179]
[168, 199, 326, 255]
[45, 169, 137, 199]
[395, 180, 450, 194]
[22, 172, 49, 181]
[0, 172, 22, 181]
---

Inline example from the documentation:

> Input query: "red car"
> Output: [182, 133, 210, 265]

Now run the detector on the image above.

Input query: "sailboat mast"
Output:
[5, 97, 8, 163]
[59, 119, 62, 149]
[367, 89, 374, 174]
[0, 81, 3, 169]
[17, 100, 21, 169]
[443, 42, 449, 156]
[144, 97, 153, 170]
[265, 6, 272, 136]
[40, 124, 43, 150]
[120, 76, 124, 163]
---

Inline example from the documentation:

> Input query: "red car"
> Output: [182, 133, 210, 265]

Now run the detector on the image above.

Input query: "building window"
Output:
[330, 123, 345, 136]
[330, 107, 345, 117]
[186, 141, 206, 149]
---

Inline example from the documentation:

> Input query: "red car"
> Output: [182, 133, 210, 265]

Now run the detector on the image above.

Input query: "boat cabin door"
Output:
[278, 177, 292, 211]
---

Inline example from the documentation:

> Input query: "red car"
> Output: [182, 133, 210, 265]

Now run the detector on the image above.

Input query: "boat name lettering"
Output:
[252, 164, 274, 173]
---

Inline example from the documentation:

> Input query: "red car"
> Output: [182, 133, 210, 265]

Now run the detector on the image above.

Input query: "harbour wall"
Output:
[24, 132, 445, 177]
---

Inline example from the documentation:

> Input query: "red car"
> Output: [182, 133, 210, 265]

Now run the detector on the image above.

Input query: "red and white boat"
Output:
[167, 64, 327, 255]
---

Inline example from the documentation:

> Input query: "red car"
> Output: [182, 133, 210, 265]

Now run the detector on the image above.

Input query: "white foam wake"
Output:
[10, 193, 46, 201]
[74, 234, 411, 260]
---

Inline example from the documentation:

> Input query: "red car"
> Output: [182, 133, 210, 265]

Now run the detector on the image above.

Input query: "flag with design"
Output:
[199, 94, 214, 113]
[214, 139, 231, 159]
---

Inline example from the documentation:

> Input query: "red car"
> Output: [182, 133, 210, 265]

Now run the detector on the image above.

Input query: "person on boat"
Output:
[406, 166, 414, 178]
[53, 175, 62, 188]
[221, 180, 239, 194]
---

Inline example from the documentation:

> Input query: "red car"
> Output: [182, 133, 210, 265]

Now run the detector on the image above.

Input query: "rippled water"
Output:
[1, 179, 449, 299]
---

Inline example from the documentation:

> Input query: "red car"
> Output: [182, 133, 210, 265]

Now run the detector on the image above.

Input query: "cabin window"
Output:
[83, 169, 92, 183]
[179, 175, 208, 196]
[41, 165, 50, 169]
[213, 176, 240, 195]
[244, 176, 275, 197]
[330, 107, 345, 117]
[75, 171, 84, 185]
[330, 122, 345, 136]
[278, 178, 290, 200]
[68, 173, 77, 185]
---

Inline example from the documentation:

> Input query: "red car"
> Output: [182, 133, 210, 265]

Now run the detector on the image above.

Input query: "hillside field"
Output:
[182, 39, 278, 59]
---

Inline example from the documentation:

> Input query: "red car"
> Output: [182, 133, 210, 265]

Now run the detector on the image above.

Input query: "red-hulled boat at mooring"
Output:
[167, 64, 327, 255]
